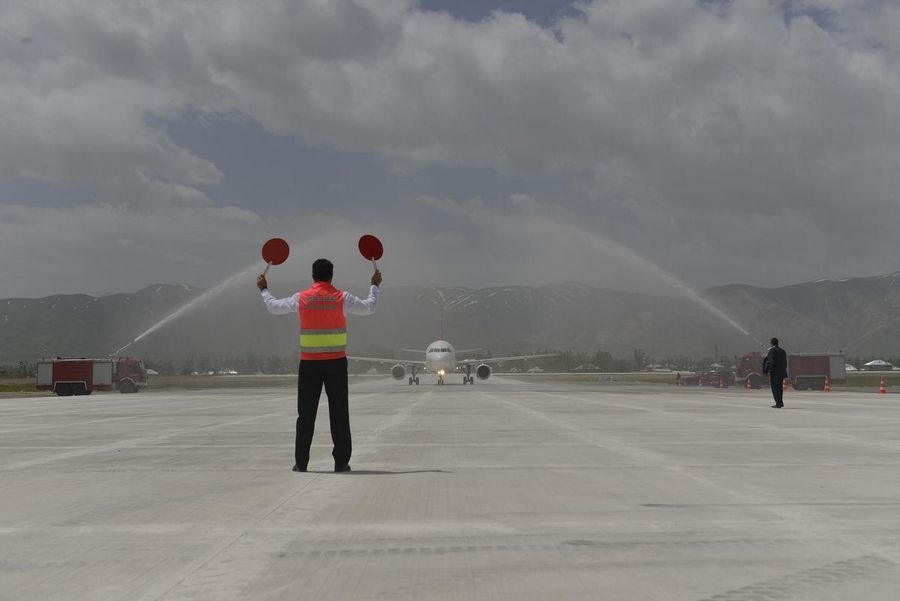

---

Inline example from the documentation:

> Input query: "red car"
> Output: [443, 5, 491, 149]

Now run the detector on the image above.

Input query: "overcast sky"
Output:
[2, 0, 899, 299]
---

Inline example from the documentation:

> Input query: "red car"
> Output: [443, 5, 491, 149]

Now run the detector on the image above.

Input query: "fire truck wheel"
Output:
[56, 384, 73, 396]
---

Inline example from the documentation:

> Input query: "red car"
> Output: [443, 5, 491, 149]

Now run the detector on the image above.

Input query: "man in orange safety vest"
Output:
[257, 258, 381, 472]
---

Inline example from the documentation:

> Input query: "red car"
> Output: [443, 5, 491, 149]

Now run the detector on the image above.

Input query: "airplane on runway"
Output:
[350, 334, 555, 385]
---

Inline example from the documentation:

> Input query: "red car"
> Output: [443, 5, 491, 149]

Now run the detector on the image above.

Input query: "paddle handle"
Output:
[263, 262, 272, 276]
[371, 257, 378, 271]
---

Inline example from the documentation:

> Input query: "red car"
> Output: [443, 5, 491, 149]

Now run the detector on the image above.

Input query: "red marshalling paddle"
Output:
[358, 234, 384, 271]
[261, 238, 290, 275]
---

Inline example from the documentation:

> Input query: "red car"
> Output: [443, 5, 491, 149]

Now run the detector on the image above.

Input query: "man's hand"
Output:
[256, 274, 268, 291]
[371, 270, 382, 287]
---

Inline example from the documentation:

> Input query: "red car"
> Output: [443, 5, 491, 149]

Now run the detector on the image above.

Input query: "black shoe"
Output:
[334, 464, 351, 472]
[771, 405, 783, 408]
[292, 464, 307, 472]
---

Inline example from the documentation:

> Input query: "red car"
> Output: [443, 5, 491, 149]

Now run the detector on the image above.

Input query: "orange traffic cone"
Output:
[746, 377, 752, 391]
[879, 376, 887, 394]
[719, 376, 724, 389]
[782, 377, 789, 391]
[824, 376, 831, 393]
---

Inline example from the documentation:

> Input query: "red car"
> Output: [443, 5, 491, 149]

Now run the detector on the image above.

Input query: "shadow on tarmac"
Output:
[308, 469, 452, 475]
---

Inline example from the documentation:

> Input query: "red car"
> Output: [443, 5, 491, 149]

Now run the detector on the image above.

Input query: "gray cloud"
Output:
[1, 0, 900, 298]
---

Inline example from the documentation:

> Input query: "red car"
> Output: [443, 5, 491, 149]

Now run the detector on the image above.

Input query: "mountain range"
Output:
[3, 272, 900, 365]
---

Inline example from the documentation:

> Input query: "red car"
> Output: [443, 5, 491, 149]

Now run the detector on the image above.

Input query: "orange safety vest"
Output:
[298, 282, 347, 360]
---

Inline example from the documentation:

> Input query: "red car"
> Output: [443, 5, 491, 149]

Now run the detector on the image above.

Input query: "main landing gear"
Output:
[408, 365, 420, 386]
[462, 365, 474, 385]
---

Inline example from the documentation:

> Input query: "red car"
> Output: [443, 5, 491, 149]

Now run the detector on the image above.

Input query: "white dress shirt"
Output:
[260, 285, 379, 316]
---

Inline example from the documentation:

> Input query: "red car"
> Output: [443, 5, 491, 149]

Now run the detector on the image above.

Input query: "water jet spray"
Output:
[111, 263, 260, 356]
[546, 218, 765, 347]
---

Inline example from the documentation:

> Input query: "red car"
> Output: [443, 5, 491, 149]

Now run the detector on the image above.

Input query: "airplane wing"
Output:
[454, 348, 483, 355]
[458, 353, 557, 365]
[348, 356, 427, 366]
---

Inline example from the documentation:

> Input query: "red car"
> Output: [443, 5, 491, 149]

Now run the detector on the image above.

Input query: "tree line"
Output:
[4, 351, 900, 378]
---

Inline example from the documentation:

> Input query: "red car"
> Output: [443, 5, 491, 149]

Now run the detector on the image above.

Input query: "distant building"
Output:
[863, 359, 893, 371]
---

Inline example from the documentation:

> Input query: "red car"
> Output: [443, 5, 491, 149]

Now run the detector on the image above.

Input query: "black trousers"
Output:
[769, 373, 785, 406]
[296, 358, 351, 469]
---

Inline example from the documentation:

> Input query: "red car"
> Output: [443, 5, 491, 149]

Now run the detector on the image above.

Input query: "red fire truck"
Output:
[735, 351, 766, 389]
[36, 357, 148, 396]
[786, 353, 847, 390]
[734, 351, 846, 391]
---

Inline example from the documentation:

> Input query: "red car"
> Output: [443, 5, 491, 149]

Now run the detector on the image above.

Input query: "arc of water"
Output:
[550, 218, 765, 347]
[111, 263, 260, 355]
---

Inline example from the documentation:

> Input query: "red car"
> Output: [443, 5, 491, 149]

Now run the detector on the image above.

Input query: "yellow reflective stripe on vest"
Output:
[299, 331, 347, 350]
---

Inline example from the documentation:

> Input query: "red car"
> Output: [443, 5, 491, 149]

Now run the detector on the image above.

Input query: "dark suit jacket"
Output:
[763, 345, 788, 378]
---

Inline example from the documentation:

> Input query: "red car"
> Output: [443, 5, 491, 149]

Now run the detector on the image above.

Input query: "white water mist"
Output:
[115, 263, 260, 355]
[546, 218, 765, 348]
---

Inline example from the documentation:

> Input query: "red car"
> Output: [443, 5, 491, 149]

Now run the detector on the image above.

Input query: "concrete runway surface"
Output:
[2, 375, 900, 600]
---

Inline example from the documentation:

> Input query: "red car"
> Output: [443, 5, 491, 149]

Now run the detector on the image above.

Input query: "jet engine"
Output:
[391, 364, 406, 380]
[475, 364, 492, 380]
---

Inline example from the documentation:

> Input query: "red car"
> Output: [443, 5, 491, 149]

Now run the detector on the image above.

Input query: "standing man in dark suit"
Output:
[762, 337, 788, 408]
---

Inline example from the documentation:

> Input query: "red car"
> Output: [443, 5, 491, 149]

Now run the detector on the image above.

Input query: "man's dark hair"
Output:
[312, 258, 333, 282]
[770, 337, 779, 346]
